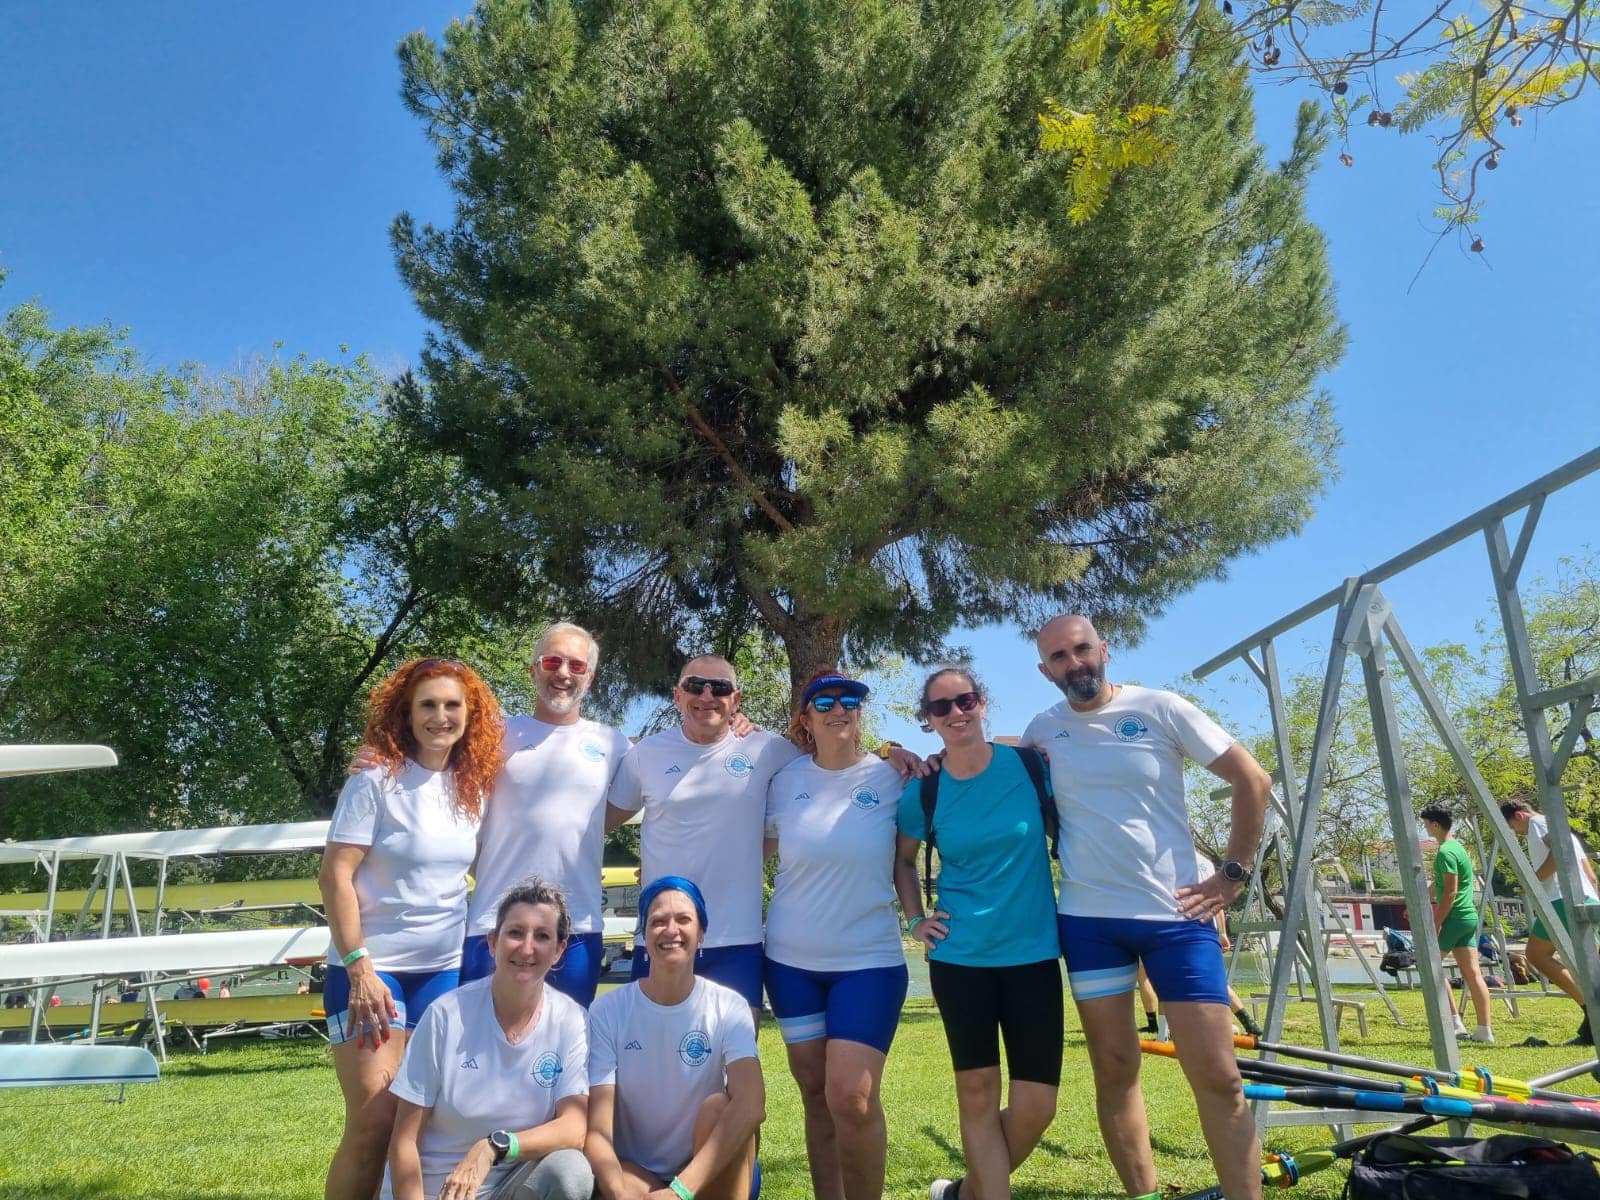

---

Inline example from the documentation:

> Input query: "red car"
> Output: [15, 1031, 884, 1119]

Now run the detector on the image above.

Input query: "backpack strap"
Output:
[919, 771, 940, 908]
[1013, 745, 1059, 862]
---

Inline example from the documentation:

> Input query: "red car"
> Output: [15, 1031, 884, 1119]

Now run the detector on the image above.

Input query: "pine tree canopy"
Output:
[393, 0, 1345, 697]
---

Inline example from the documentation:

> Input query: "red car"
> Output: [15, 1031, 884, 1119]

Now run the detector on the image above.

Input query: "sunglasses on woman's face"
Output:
[539, 655, 589, 675]
[924, 691, 981, 718]
[809, 695, 862, 713]
[678, 676, 737, 697]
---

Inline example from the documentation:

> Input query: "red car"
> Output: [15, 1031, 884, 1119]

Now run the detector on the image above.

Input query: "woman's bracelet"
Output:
[506, 1132, 520, 1162]
[340, 946, 370, 968]
[668, 1177, 695, 1200]
[905, 914, 927, 933]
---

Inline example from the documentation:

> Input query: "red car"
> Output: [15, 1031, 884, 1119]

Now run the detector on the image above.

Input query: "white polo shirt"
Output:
[588, 977, 757, 1179]
[467, 715, 631, 937]
[327, 762, 479, 971]
[1023, 684, 1235, 922]
[386, 978, 588, 1199]
[764, 755, 905, 971]
[607, 728, 801, 949]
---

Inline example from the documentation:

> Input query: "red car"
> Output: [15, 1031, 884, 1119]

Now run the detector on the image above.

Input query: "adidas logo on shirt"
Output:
[665, 765, 683, 776]
[461, 1056, 479, 1069]
[624, 1040, 643, 1051]
[1054, 730, 1071, 739]
[794, 792, 811, 801]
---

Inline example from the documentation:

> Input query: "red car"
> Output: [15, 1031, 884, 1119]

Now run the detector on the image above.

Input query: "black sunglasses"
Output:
[679, 675, 737, 697]
[923, 691, 981, 718]
[809, 695, 863, 713]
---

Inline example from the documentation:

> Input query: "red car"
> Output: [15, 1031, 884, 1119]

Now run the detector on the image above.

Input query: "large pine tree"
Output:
[393, 0, 1345, 697]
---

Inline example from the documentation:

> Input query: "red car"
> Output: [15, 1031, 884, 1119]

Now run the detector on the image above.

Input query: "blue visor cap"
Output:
[800, 674, 871, 709]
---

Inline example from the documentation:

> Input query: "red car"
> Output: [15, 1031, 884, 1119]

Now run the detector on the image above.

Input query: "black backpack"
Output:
[919, 744, 1058, 906]
[1345, 1132, 1600, 1200]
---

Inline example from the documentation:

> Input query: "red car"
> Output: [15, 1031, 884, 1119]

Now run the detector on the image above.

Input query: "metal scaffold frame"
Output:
[1194, 446, 1600, 1134]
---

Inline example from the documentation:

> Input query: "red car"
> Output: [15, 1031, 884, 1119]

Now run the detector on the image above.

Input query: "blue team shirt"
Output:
[897, 745, 1060, 967]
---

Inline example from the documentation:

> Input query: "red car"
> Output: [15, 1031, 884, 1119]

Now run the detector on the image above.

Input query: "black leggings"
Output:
[928, 957, 1064, 1086]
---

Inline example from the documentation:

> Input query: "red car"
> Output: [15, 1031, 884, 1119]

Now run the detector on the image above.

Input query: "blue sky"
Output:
[5, 4, 1598, 750]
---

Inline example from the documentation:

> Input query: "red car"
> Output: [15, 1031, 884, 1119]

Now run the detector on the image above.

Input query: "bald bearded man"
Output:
[1023, 615, 1270, 1200]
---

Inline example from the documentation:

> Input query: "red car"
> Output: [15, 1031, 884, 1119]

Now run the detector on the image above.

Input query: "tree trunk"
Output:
[780, 613, 849, 709]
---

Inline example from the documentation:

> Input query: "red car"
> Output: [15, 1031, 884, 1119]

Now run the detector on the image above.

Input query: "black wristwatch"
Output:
[1221, 860, 1251, 884]
[488, 1130, 513, 1164]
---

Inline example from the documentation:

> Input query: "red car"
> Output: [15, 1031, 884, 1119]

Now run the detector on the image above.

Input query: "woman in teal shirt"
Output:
[893, 666, 1061, 1200]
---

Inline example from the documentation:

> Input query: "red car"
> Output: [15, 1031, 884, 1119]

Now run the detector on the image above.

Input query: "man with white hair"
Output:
[459, 621, 631, 1006]
[1023, 614, 1271, 1200]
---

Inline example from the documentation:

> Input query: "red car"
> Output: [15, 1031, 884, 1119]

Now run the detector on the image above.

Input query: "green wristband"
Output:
[340, 946, 370, 967]
[506, 1131, 520, 1162]
[669, 1177, 695, 1200]
[906, 914, 927, 933]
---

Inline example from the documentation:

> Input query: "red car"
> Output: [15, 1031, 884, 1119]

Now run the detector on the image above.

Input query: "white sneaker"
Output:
[1468, 1026, 1495, 1044]
[930, 1179, 962, 1200]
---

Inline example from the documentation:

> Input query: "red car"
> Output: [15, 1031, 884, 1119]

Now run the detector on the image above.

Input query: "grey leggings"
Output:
[484, 1148, 594, 1200]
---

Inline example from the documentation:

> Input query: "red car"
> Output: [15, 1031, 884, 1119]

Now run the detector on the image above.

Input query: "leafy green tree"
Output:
[0, 296, 532, 859]
[1060, 2, 1598, 240]
[393, 0, 1344, 703]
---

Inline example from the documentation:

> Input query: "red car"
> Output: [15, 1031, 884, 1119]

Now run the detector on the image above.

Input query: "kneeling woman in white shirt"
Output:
[586, 876, 764, 1200]
[387, 879, 593, 1200]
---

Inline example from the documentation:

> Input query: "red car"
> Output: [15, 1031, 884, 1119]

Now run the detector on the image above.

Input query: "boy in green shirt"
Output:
[1421, 804, 1494, 1043]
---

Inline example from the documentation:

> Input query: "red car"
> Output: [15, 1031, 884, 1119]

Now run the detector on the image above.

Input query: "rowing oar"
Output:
[1243, 1083, 1600, 1134]
[1173, 1115, 1443, 1200]
[1140, 1039, 1489, 1100]
[1229, 1033, 1589, 1102]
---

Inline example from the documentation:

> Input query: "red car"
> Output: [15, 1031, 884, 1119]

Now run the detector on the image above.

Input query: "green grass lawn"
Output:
[3, 985, 1597, 1199]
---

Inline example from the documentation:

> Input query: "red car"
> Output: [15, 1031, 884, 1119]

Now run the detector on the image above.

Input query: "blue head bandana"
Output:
[636, 875, 709, 938]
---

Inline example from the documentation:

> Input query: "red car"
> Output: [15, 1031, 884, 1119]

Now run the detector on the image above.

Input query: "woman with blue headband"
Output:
[763, 668, 908, 1200]
[585, 877, 764, 1200]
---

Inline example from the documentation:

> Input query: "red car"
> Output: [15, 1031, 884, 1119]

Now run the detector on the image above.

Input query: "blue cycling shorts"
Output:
[323, 964, 458, 1045]
[631, 941, 764, 1008]
[1058, 913, 1230, 1005]
[763, 958, 909, 1054]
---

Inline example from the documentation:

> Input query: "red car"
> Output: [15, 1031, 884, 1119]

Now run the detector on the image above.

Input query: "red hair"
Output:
[362, 658, 505, 820]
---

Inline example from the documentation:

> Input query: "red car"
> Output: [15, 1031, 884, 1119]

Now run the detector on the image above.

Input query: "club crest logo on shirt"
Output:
[580, 739, 607, 762]
[532, 1051, 563, 1088]
[1113, 716, 1150, 743]
[851, 785, 880, 811]
[723, 752, 754, 779]
[678, 1029, 713, 1067]
[460, 1056, 479, 1070]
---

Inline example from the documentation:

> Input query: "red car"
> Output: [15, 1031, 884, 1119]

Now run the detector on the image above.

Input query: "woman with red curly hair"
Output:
[319, 657, 506, 1200]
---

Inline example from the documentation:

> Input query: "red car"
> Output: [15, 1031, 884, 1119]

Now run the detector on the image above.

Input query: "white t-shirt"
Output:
[467, 716, 632, 937]
[386, 978, 589, 1200]
[1528, 813, 1600, 903]
[327, 763, 480, 971]
[1023, 684, 1235, 922]
[607, 728, 801, 949]
[764, 755, 905, 971]
[587, 977, 758, 1180]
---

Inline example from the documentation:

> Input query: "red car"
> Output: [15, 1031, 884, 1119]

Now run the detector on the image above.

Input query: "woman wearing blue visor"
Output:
[764, 669, 909, 1200]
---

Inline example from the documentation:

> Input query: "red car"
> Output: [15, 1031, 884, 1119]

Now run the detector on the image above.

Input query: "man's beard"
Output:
[1057, 665, 1104, 703]
[542, 687, 582, 715]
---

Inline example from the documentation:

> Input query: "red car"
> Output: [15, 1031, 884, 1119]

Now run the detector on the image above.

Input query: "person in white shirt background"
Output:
[764, 670, 909, 1200]
[387, 878, 593, 1200]
[1502, 797, 1600, 1045]
[320, 657, 507, 1200]
[586, 876, 764, 1200]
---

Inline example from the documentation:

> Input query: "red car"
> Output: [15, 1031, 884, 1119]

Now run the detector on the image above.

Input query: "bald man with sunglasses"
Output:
[606, 656, 804, 1018]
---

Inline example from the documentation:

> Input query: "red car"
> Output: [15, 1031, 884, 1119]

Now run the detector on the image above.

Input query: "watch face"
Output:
[1222, 861, 1247, 881]
[489, 1131, 510, 1160]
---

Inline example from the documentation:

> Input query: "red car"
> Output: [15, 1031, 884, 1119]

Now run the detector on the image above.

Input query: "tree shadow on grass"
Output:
[166, 1055, 325, 1079]
[12, 1180, 263, 1200]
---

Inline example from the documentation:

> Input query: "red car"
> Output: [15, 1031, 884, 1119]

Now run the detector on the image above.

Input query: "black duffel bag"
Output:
[1345, 1132, 1600, 1200]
